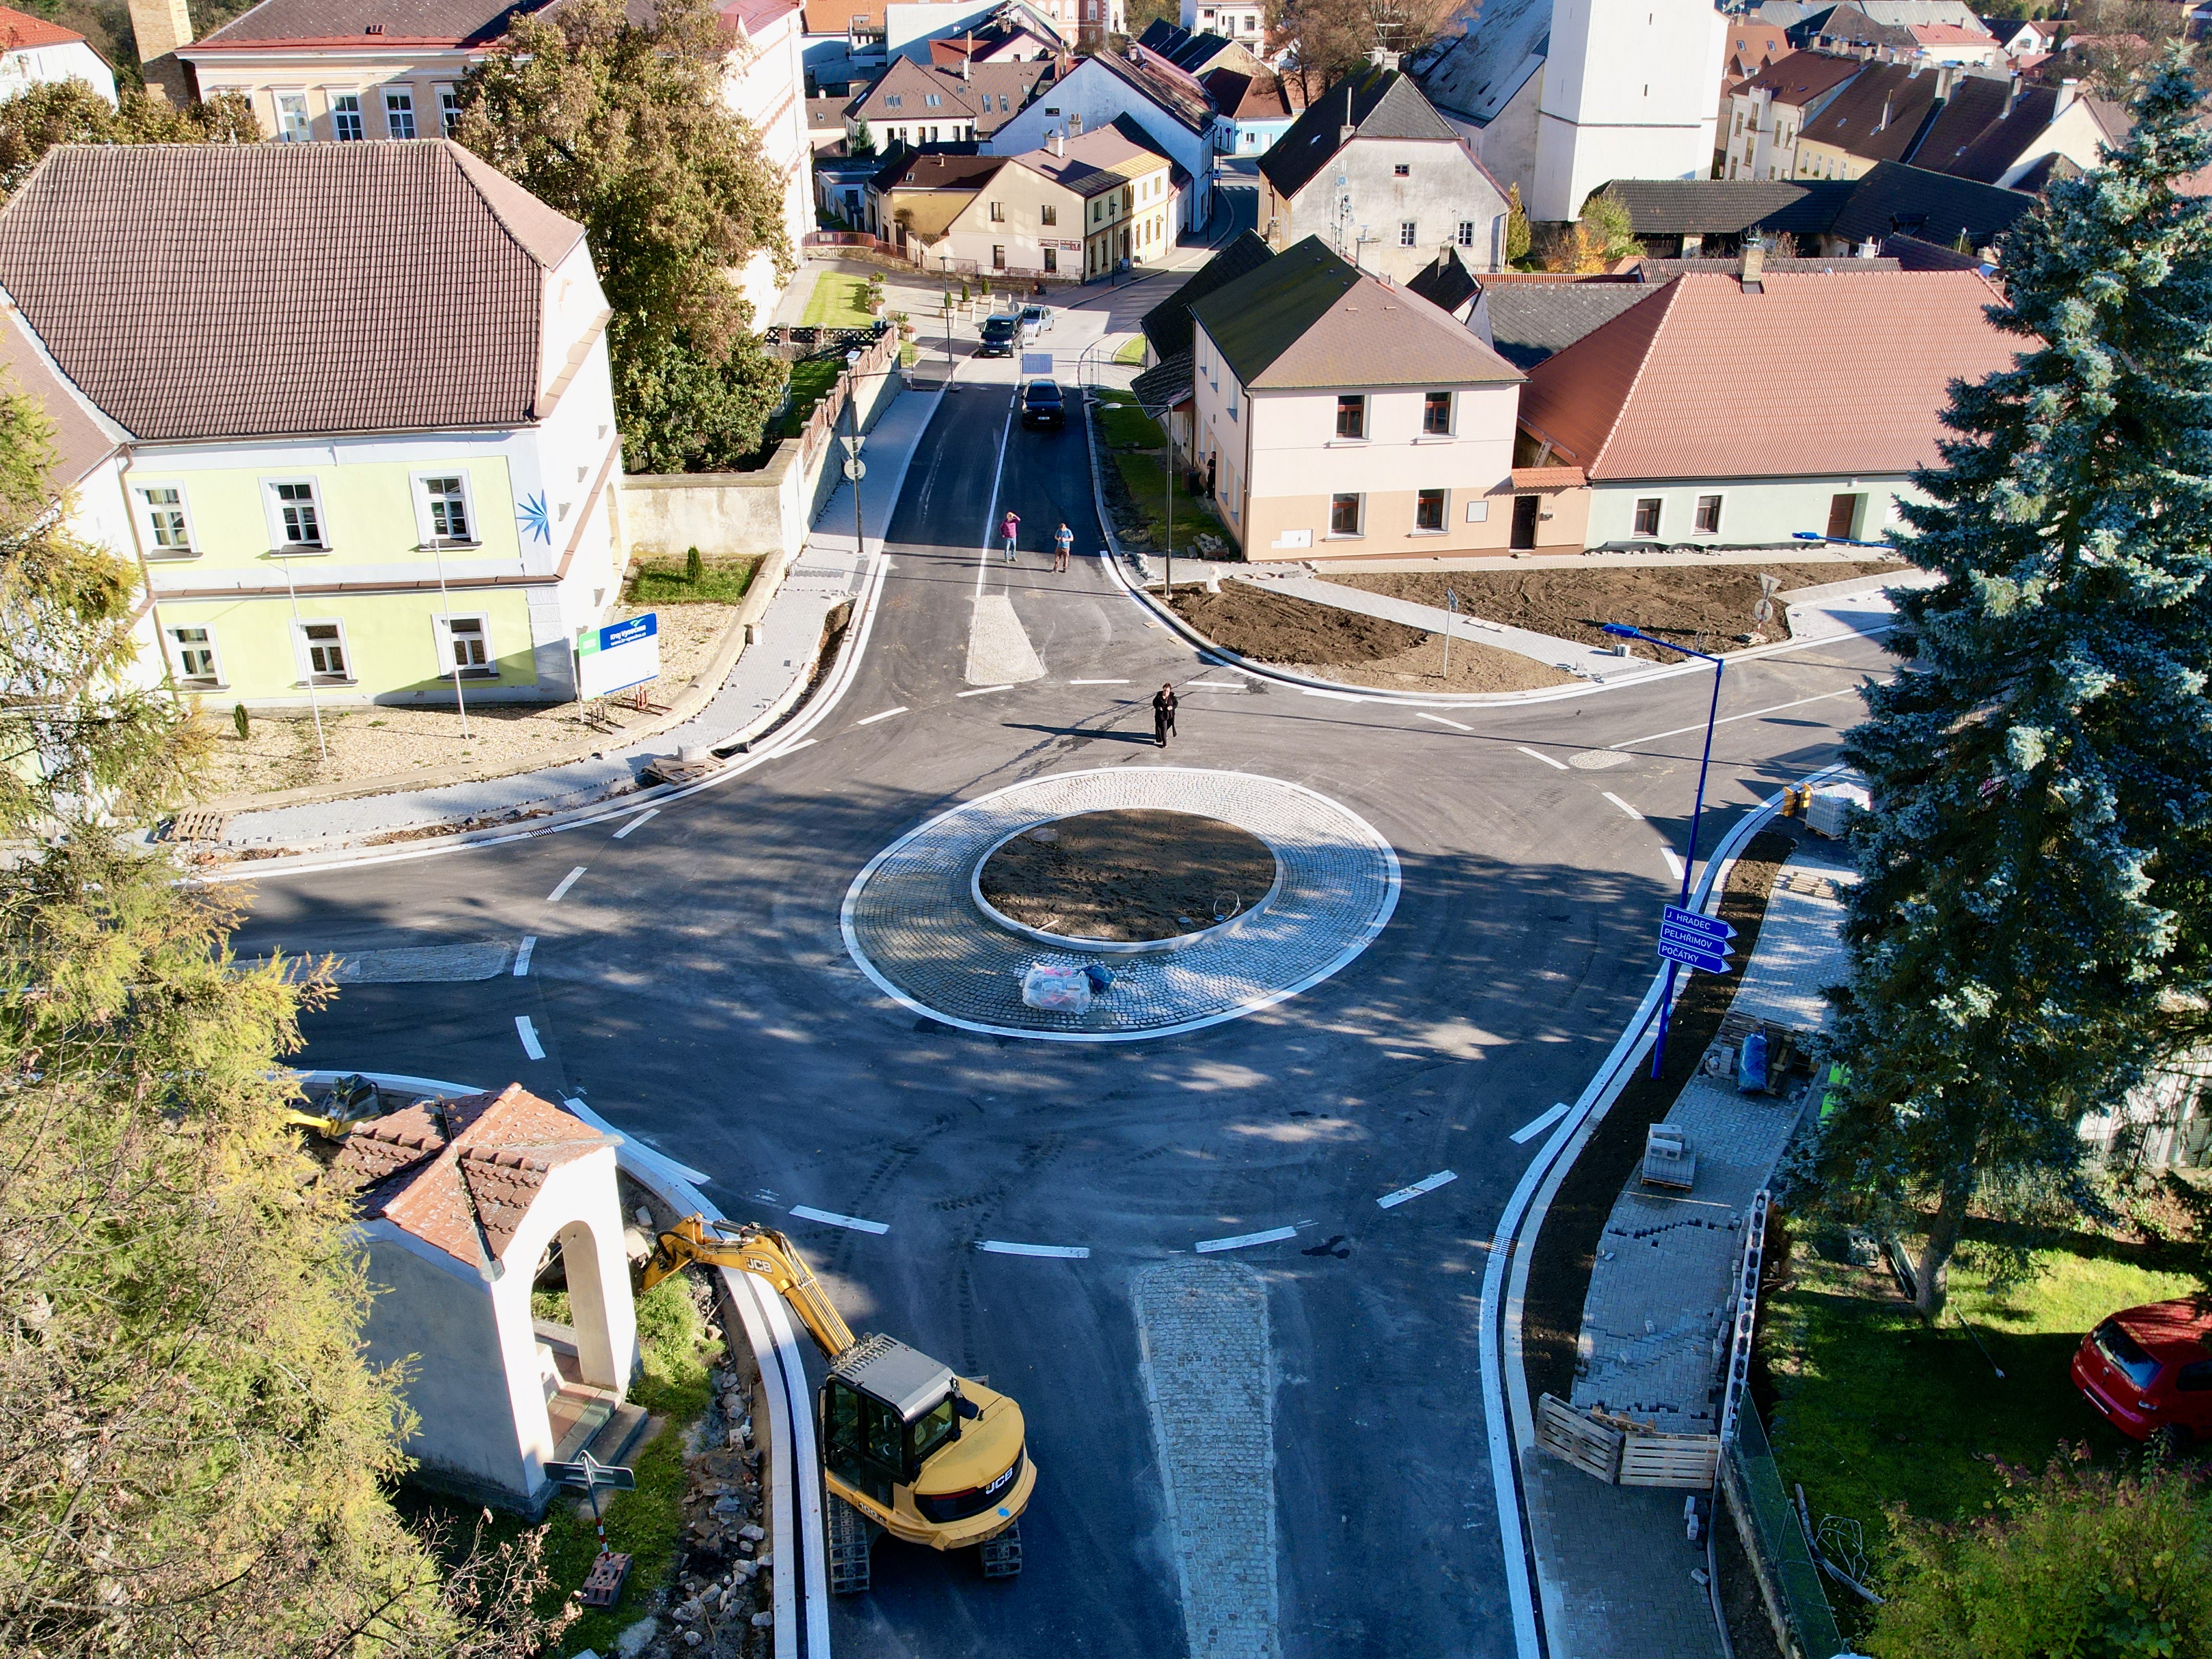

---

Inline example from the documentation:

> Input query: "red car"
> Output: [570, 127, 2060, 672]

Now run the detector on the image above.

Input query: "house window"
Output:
[1633, 497, 1663, 538]
[990, 200, 1005, 221]
[1456, 220, 1478, 249]
[439, 86, 462, 134]
[1329, 493, 1362, 535]
[275, 92, 310, 142]
[1335, 394, 1365, 439]
[993, 244, 1006, 269]
[1041, 203, 1057, 224]
[439, 614, 494, 675]
[167, 625, 222, 686]
[998, 93, 1009, 111]
[1415, 488, 1446, 532]
[297, 620, 351, 683]
[924, 92, 942, 107]
[1400, 220, 1417, 246]
[1394, 163, 1410, 176]
[384, 89, 416, 138]
[1422, 390, 1451, 435]
[331, 92, 363, 140]
[135, 484, 194, 554]
[269, 480, 325, 547]
[420, 474, 475, 544]
[1693, 494, 1723, 534]
[1044, 247, 1057, 273]
[886, 94, 902, 108]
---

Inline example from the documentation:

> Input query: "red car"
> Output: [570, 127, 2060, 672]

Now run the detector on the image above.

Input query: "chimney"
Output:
[1934, 63, 1956, 100]
[961, 50, 970, 80]
[2002, 69, 2020, 120]
[1050, 128, 1064, 155]
[1877, 93, 1891, 132]
[2056, 77, 2079, 117]
[1856, 236, 1879, 257]
[1740, 236, 1765, 293]
[127, 0, 196, 103]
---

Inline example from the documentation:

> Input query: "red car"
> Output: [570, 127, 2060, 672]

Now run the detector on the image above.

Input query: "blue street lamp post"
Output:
[1602, 623, 1726, 1078]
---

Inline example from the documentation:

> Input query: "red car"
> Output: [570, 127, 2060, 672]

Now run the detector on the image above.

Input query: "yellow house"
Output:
[0, 139, 623, 709]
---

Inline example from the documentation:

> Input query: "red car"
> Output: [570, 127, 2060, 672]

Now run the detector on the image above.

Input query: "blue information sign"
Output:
[1657, 904, 1735, 974]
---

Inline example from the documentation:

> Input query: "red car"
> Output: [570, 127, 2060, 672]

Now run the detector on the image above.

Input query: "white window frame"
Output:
[294, 617, 354, 685]
[263, 477, 329, 550]
[383, 87, 417, 139]
[1457, 219, 1475, 248]
[329, 90, 365, 140]
[1693, 492, 1725, 536]
[412, 471, 481, 547]
[274, 89, 311, 142]
[433, 611, 498, 678]
[1400, 220, 1417, 247]
[165, 623, 225, 688]
[134, 480, 198, 557]
[437, 83, 462, 135]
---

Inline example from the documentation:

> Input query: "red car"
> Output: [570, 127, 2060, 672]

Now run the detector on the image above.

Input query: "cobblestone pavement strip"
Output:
[966, 592, 1047, 685]
[1134, 1259, 1279, 1659]
[840, 767, 1400, 1040]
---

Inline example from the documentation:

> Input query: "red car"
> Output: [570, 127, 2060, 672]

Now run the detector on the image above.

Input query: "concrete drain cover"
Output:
[840, 767, 1400, 1041]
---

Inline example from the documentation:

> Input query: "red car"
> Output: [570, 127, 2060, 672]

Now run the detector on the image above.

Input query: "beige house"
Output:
[1188, 237, 1528, 560]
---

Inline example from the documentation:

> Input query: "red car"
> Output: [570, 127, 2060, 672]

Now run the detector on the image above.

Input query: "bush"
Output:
[684, 545, 703, 583]
[232, 702, 249, 740]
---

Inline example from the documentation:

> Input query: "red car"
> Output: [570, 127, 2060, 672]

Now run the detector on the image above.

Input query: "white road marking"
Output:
[1195, 1224, 1298, 1253]
[612, 807, 658, 839]
[1662, 847, 1686, 881]
[1183, 679, 1243, 690]
[1516, 745, 1570, 771]
[1416, 711, 1473, 732]
[957, 684, 1013, 696]
[1602, 791, 1645, 821]
[1609, 687, 1862, 751]
[855, 705, 909, 726]
[761, 737, 817, 757]
[515, 1015, 545, 1060]
[546, 865, 586, 902]
[513, 935, 535, 977]
[1070, 678, 1129, 684]
[1510, 1102, 1570, 1144]
[1297, 686, 1365, 701]
[1377, 1170, 1458, 1209]
[978, 1240, 1091, 1259]
[790, 1204, 889, 1235]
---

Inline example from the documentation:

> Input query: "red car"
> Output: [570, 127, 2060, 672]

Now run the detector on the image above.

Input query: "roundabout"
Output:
[840, 767, 1401, 1040]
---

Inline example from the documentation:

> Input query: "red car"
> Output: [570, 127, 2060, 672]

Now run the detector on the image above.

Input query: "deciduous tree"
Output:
[0, 79, 258, 197]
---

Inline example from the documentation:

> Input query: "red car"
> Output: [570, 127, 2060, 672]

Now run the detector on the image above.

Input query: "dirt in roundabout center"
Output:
[977, 808, 1277, 942]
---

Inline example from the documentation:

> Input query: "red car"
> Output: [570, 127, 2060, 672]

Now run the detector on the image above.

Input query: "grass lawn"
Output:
[799, 271, 878, 329]
[772, 357, 842, 438]
[627, 554, 760, 605]
[1092, 391, 1226, 549]
[1113, 335, 1147, 366]
[1760, 1222, 2203, 1572]
[1093, 388, 1164, 450]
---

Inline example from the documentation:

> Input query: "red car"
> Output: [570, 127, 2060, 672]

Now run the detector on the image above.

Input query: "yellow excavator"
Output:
[641, 1214, 1034, 1594]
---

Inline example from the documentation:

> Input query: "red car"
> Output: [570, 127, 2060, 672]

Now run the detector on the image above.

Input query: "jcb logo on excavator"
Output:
[982, 1460, 1017, 1498]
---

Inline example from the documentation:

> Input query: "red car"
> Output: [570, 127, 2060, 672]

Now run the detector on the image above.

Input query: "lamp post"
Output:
[844, 347, 867, 562]
[269, 550, 328, 764]
[1601, 622, 1725, 1079]
[431, 538, 470, 740]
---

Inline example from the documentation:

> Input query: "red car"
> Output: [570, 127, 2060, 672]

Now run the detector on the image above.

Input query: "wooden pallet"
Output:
[643, 753, 723, 787]
[1618, 1432, 1720, 1491]
[172, 807, 230, 843]
[1536, 1392, 1624, 1483]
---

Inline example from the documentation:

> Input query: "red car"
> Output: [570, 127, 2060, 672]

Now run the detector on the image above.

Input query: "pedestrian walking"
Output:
[1001, 510, 1020, 563]
[1053, 522, 1072, 572]
[1152, 682, 1176, 748]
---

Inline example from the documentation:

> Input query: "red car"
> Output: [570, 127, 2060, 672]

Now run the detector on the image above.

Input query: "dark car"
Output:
[1021, 378, 1064, 429]
[2071, 1298, 2212, 1455]
[978, 314, 1019, 357]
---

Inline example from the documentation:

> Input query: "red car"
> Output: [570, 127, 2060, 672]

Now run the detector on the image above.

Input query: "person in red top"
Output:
[1001, 511, 1020, 564]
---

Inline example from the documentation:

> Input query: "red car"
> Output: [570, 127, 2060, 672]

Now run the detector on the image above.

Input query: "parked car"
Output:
[978, 313, 1019, 357]
[1019, 304, 1053, 341]
[2071, 1297, 2212, 1454]
[1021, 379, 1064, 430]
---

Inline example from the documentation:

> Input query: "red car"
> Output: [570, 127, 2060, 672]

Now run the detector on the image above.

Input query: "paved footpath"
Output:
[1524, 832, 1855, 1659]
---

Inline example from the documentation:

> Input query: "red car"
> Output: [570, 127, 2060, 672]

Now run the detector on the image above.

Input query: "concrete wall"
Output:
[1283, 134, 1510, 278]
[1583, 473, 1915, 548]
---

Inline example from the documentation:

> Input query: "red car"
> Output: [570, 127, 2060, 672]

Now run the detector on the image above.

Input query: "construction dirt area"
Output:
[979, 808, 1279, 941]
[1160, 583, 1576, 694]
[1325, 561, 1908, 662]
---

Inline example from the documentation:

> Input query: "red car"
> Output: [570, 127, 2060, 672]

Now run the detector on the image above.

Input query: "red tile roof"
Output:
[336, 1083, 613, 1270]
[1515, 270, 2018, 481]
[1908, 21, 1991, 43]
[0, 4, 85, 47]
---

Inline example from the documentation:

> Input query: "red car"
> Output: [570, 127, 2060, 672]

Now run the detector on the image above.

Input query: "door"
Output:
[821, 1381, 899, 1507]
[1827, 492, 1862, 541]
[1510, 495, 1540, 550]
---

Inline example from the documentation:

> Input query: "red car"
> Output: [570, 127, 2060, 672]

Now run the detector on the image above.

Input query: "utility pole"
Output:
[432, 538, 470, 739]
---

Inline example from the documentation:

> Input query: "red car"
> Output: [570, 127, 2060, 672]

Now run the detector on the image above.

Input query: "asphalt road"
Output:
[235, 339, 1894, 1659]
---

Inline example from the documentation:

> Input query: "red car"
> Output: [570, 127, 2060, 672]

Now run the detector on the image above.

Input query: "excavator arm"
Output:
[641, 1214, 857, 1363]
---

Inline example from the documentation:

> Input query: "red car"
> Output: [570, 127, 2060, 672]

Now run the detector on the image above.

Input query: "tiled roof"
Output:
[1482, 281, 1660, 370]
[1016, 120, 1170, 196]
[0, 4, 85, 47]
[0, 303, 120, 489]
[845, 56, 1050, 133]
[336, 1083, 613, 1271]
[1515, 270, 2017, 481]
[1879, 230, 1981, 268]
[1738, 49, 1863, 107]
[801, 0, 881, 30]
[0, 141, 580, 443]
[1908, 20, 1991, 42]
[1258, 64, 1456, 199]
[1132, 17, 1245, 74]
[1632, 254, 1902, 278]
[1825, 159, 2033, 247]
[1088, 46, 1215, 137]
[1724, 22, 1793, 67]
[1603, 177, 1852, 236]
[1798, 60, 1948, 163]
[1908, 77, 2069, 183]
[1405, 245, 1478, 316]
[873, 148, 1007, 192]
[1140, 228, 1273, 359]
[193, 0, 550, 47]
[1131, 351, 1193, 418]
[1405, 0, 1548, 127]
[1792, 2, 1916, 47]
[1192, 235, 1520, 391]
[1201, 65, 1299, 120]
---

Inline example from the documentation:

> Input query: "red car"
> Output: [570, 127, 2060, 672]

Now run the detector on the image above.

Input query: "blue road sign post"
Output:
[1657, 905, 1735, 975]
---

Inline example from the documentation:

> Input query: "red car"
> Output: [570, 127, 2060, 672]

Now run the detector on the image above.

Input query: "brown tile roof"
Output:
[802, 0, 881, 30]
[0, 141, 582, 443]
[1738, 49, 1864, 107]
[193, 0, 553, 48]
[1798, 60, 1948, 164]
[1013, 120, 1172, 195]
[0, 304, 119, 491]
[1515, 270, 2017, 481]
[845, 55, 1050, 134]
[336, 1083, 612, 1270]
[0, 4, 85, 47]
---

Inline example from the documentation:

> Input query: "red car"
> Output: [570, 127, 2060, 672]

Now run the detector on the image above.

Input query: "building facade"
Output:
[0, 4, 117, 101]
[1721, 51, 1863, 180]
[982, 48, 1216, 228]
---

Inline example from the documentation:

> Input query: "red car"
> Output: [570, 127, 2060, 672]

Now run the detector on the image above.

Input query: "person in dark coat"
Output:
[1152, 683, 1176, 747]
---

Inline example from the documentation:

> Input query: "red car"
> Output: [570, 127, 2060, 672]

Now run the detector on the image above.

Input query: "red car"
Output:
[2072, 1298, 2212, 1456]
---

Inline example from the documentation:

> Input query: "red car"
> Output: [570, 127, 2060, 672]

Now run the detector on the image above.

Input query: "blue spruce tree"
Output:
[1825, 52, 2212, 1316]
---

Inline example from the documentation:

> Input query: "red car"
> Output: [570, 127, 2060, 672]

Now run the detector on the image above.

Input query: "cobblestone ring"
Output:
[840, 767, 1401, 1042]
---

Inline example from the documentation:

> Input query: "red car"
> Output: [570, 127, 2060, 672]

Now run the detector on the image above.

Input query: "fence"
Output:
[1722, 1400, 1849, 1659]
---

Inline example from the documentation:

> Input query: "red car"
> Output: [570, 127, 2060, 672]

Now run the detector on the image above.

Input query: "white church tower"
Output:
[1528, 0, 1727, 220]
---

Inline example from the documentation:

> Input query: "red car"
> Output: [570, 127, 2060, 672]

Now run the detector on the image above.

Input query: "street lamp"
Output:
[1601, 622, 1725, 1079]
[843, 347, 867, 563]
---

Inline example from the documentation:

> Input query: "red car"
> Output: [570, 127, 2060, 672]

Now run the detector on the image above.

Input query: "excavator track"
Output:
[826, 1494, 874, 1595]
[978, 1519, 1023, 1579]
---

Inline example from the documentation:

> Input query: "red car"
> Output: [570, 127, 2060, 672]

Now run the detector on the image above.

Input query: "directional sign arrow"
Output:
[1658, 937, 1733, 974]
[1662, 904, 1735, 940]
[1660, 929, 1735, 961]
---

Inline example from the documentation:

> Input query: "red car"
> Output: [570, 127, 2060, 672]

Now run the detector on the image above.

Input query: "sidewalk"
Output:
[211, 384, 942, 854]
[1521, 834, 1855, 1659]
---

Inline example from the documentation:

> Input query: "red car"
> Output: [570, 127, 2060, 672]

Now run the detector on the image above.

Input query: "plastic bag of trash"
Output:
[1021, 964, 1093, 1014]
[1737, 1030, 1769, 1094]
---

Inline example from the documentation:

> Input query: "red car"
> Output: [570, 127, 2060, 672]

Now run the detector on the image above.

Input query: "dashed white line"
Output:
[1298, 686, 1366, 701]
[790, 1204, 889, 1235]
[978, 1240, 1091, 1259]
[856, 705, 909, 726]
[1609, 687, 1862, 751]
[612, 807, 659, 839]
[957, 684, 1013, 697]
[1377, 1170, 1458, 1209]
[1662, 847, 1686, 882]
[1510, 1102, 1571, 1145]
[546, 866, 586, 902]
[1415, 711, 1473, 732]
[513, 935, 536, 977]
[1069, 678, 1129, 684]
[1195, 1224, 1298, 1253]
[1183, 679, 1243, 690]
[1516, 745, 1570, 771]
[1602, 791, 1645, 821]
[515, 1015, 545, 1060]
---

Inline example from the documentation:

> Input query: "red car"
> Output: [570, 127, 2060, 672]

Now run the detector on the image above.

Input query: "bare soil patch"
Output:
[1162, 583, 1574, 694]
[978, 808, 1277, 942]
[1325, 562, 1908, 662]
